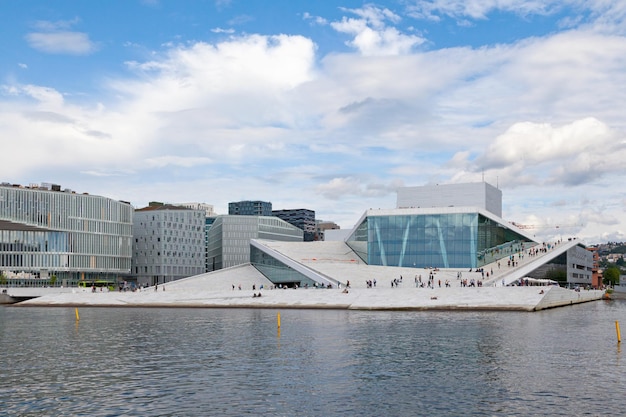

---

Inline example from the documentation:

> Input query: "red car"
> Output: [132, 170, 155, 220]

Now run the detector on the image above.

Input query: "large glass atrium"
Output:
[346, 212, 533, 269]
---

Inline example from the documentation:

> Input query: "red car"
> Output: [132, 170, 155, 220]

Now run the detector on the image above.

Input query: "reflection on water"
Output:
[1, 301, 625, 416]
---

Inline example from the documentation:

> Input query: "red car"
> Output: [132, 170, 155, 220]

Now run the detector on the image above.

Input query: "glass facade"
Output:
[250, 246, 317, 287]
[228, 200, 273, 216]
[0, 184, 133, 285]
[346, 212, 532, 269]
[206, 215, 303, 272]
[272, 208, 316, 242]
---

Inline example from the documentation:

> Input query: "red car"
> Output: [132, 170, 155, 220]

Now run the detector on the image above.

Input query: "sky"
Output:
[1, 0, 626, 245]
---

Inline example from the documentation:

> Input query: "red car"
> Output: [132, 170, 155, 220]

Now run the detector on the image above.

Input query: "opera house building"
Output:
[249, 182, 592, 289]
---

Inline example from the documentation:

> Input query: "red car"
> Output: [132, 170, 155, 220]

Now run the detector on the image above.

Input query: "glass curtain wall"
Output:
[0, 186, 133, 285]
[347, 213, 532, 269]
[250, 246, 317, 288]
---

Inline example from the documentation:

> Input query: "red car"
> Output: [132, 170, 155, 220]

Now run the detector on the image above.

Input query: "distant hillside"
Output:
[610, 245, 626, 254]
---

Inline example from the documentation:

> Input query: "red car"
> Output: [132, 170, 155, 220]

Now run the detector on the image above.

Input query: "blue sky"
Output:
[2, 0, 626, 244]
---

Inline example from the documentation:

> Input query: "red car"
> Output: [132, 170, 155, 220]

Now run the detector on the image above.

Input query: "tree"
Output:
[610, 245, 626, 254]
[603, 266, 621, 286]
[0, 272, 6, 286]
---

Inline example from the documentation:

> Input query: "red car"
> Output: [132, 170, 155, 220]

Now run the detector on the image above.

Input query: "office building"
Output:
[272, 208, 316, 241]
[206, 215, 302, 272]
[228, 200, 272, 216]
[132, 203, 205, 286]
[0, 182, 132, 286]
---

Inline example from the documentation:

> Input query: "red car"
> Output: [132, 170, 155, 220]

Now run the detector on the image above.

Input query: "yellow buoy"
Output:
[277, 312, 281, 329]
[75, 308, 80, 321]
[617, 321, 621, 343]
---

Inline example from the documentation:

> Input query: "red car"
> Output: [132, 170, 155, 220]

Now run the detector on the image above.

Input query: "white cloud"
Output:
[303, 12, 328, 26]
[406, 1, 626, 36]
[25, 17, 97, 55]
[211, 27, 235, 34]
[228, 15, 254, 26]
[477, 118, 611, 168]
[315, 176, 403, 200]
[32, 17, 81, 31]
[215, 0, 232, 9]
[3, 12, 626, 241]
[25, 31, 97, 55]
[7, 84, 66, 107]
[331, 5, 425, 55]
[144, 156, 213, 168]
[473, 117, 621, 186]
[407, 0, 566, 20]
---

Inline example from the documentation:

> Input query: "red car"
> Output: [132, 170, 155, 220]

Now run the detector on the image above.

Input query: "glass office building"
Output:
[207, 215, 303, 272]
[228, 200, 273, 216]
[272, 208, 316, 242]
[0, 183, 133, 286]
[346, 209, 533, 269]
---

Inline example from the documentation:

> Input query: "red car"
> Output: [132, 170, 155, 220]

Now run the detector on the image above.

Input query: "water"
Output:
[1, 301, 625, 416]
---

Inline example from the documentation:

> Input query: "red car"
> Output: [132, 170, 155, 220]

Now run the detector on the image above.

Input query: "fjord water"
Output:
[1, 301, 625, 416]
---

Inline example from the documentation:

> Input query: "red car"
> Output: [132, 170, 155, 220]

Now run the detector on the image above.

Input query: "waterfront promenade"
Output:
[16, 263, 602, 311]
[10, 238, 604, 311]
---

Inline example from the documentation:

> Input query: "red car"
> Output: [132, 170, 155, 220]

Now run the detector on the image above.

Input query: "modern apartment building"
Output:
[272, 208, 316, 241]
[206, 215, 302, 272]
[228, 200, 272, 216]
[132, 203, 206, 286]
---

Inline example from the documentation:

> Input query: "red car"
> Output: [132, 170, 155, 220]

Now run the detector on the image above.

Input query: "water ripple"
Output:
[1, 302, 625, 416]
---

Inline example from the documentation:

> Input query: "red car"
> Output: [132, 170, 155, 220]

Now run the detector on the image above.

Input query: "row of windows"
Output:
[133, 256, 204, 266]
[133, 265, 204, 276]
[134, 239, 205, 250]
[135, 229, 203, 237]
[139, 212, 204, 222]
[136, 222, 204, 230]
[135, 235, 203, 243]
[0, 187, 133, 231]
[0, 252, 130, 271]
[0, 230, 132, 259]
[134, 250, 204, 258]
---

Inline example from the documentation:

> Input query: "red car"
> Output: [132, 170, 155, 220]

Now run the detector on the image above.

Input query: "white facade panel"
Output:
[132, 207, 206, 286]
[396, 182, 502, 217]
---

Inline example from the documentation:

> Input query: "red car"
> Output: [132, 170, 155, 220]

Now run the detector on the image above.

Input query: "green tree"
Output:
[0, 271, 7, 286]
[610, 245, 626, 254]
[603, 266, 621, 286]
[50, 275, 57, 286]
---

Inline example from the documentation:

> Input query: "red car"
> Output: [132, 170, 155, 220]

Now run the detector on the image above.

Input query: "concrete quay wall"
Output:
[15, 285, 604, 312]
[534, 287, 604, 310]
